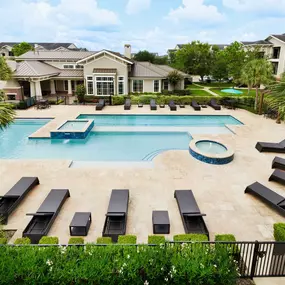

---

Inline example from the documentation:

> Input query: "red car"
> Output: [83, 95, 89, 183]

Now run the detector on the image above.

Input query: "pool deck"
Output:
[0, 105, 285, 245]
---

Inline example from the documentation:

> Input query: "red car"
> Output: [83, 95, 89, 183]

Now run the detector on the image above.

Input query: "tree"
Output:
[266, 75, 285, 123]
[211, 50, 228, 84]
[153, 55, 168, 65]
[241, 58, 273, 110]
[167, 70, 183, 89]
[0, 90, 15, 129]
[174, 41, 214, 81]
[75, 84, 86, 103]
[12, 42, 34, 56]
[0, 57, 13, 81]
[133, 50, 156, 63]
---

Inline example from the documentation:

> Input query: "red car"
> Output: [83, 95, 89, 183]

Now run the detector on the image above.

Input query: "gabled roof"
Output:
[0, 42, 76, 50]
[57, 69, 84, 78]
[13, 61, 60, 77]
[131, 62, 188, 78]
[242, 40, 272, 46]
[17, 51, 96, 61]
[271, 34, 285, 43]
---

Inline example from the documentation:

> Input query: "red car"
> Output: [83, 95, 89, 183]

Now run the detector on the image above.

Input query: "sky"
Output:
[1, 0, 285, 55]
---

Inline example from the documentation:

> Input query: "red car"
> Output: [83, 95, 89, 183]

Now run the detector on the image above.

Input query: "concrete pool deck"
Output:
[0, 105, 285, 244]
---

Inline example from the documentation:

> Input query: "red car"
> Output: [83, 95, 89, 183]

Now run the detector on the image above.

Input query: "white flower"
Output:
[127, 254, 130, 259]
[123, 263, 127, 267]
[49, 267, 53, 272]
[165, 277, 168, 282]
[144, 280, 149, 285]
[137, 249, 140, 253]
[88, 252, 92, 256]
[119, 268, 123, 274]
[213, 264, 217, 268]
[46, 259, 53, 266]
[161, 267, 164, 271]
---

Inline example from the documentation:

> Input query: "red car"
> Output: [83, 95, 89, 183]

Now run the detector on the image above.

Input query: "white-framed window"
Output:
[86, 76, 94, 95]
[133, 80, 143, 93]
[153, 80, 160, 92]
[75, 64, 84, 69]
[163, 80, 169, 90]
[96, 76, 114, 95]
[63, 64, 74, 69]
[118, 76, 124, 95]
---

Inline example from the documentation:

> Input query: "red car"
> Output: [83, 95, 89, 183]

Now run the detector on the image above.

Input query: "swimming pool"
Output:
[0, 121, 190, 161]
[77, 114, 243, 127]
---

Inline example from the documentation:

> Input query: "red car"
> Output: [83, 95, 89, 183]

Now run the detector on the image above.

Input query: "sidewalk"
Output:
[254, 277, 285, 285]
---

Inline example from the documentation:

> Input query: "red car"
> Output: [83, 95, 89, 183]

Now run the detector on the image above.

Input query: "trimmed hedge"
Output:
[68, 237, 84, 244]
[39, 236, 59, 244]
[14, 238, 31, 245]
[96, 237, 113, 244]
[112, 95, 125, 105]
[117, 235, 137, 244]
[148, 235, 166, 244]
[173, 234, 208, 242]
[215, 234, 236, 242]
[274, 223, 285, 241]
[0, 238, 7, 244]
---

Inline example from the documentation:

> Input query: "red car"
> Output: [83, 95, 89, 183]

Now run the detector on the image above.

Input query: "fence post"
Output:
[250, 240, 260, 279]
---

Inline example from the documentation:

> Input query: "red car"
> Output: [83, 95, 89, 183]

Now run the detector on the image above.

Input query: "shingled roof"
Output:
[0, 42, 76, 49]
[272, 34, 285, 43]
[242, 40, 272, 45]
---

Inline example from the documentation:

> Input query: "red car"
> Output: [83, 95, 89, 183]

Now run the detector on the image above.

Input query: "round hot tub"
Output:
[189, 139, 234, 165]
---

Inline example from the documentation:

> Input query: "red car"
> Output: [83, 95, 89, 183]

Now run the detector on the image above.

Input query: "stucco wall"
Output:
[268, 37, 285, 76]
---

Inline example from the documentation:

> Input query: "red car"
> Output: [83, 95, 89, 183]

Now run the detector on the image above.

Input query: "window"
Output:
[273, 47, 281, 59]
[6, 94, 16, 100]
[8, 51, 14, 56]
[87, 76, 94, 95]
[163, 80, 169, 90]
[96, 76, 114, 95]
[153, 80, 160, 92]
[63, 64, 74, 69]
[118, 76, 124, 95]
[75, 65, 84, 69]
[133, 80, 143, 93]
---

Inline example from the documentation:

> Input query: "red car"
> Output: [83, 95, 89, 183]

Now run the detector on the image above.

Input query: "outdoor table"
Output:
[152, 211, 170, 234]
[69, 212, 92, 236]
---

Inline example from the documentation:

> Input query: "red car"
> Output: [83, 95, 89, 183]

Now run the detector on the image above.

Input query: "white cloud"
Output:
[167, 0, 225, 23]
[223, 0, 285, 13]
[126, 0, 151, 15]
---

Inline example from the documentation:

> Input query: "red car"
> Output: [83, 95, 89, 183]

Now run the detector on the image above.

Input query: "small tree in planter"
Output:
[167, 70, 183, 90]
[75, 84, 86, 104]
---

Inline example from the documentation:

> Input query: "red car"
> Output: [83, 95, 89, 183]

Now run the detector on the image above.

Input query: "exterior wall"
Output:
[83, 55, 129, 95]
[3, 88, 22, 100]
[0, 47, 10, 57]
[268, 37, 285, 77]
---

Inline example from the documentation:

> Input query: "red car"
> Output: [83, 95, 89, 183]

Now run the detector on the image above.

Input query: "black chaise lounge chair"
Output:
[124, 99, 131, 110]
[272, 157, 285, 171]
[23, 189, 70, 244]
[255, 139, 285, 153]
[174, 190, 209, 239]
[209, 99, 221, 110]
[96, 99, 105, 110]
[169, 100, 177, 111]
[102, 189, 129, 242]
[245, 182, 285, 217]
[150, 99, 157, 110]
[0, 177, 39, 225]
[269, 169, 285, 186]
[191, 100, 201, 111]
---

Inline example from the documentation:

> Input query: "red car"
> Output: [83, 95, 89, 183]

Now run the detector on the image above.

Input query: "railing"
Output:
[2, 240, 285, 278]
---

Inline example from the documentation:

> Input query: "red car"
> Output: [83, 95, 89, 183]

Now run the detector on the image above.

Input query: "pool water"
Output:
[221, 89, 243, 95]
[196, 140, 227, 154]
[77, 115, 242, 127]
[58, 120, 89, 131]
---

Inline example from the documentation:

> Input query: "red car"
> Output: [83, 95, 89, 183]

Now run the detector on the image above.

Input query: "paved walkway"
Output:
[254, 277, 285, 285]
[192, 83, 219, 96]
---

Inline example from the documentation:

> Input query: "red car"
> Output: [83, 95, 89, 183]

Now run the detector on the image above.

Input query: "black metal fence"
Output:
[3, 240, 285, 279]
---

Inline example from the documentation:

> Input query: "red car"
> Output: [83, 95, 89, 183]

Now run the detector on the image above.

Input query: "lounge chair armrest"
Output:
[106, 213, 125, 217]
[26, 212, 53, 216]
[184, 213, 207, 217]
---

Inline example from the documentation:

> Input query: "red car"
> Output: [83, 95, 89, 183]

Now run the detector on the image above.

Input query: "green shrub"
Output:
[112, 95, 125, 105]
[215, 234, 236, 242]
[173, 234, 208, 242]
[38, 236, 58, 244]
[274, 223, 285, 241]
[148, 235, 165, 244]
[14, 237, 31, 245]
[117, 235, 137, 244]
[75, 84, 86, 103]
[17, 101, 27, 109]
[68, 237, 84, 244]
[0, 238, 7, 244]
[96, 237, 112, 244]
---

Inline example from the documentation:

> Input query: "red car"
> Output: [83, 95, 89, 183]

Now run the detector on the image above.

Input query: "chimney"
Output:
[124, 44, 131, 59]
[34, 44, 38, 50]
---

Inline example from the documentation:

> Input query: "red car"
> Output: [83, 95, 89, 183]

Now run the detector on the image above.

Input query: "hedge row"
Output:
[7, 234, 237, 245]
[274, 223, 285, 241]
[0, 243, 239, 284]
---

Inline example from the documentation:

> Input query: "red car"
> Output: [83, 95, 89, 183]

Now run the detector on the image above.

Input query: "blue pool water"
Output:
[221, 89, 243, 95]
[77, 114, 242, 127]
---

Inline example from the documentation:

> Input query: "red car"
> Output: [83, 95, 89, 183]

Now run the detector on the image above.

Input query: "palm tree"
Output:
[265, 75, 285, 124]
[241, 59, 273, 110]
[0, 57, 15, 129]
[167, 70, 183, 90]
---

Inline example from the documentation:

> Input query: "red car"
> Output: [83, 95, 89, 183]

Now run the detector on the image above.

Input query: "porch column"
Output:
[50, 80, 56, 95]
[74, 80, 77, 92]
[30, 81, 35, 97]
[35, 81, 42, 99]
[67, 80, 72, 95]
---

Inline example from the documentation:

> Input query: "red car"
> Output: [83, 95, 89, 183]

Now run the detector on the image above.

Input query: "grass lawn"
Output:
[190, 89, 213, 96]
[210, 88, 257, 97]
[186, 84, 204, 89]
[194, 82, 235, 88]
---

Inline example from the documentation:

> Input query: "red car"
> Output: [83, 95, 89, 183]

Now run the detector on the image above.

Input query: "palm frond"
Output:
[0, 103, 15, 130]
